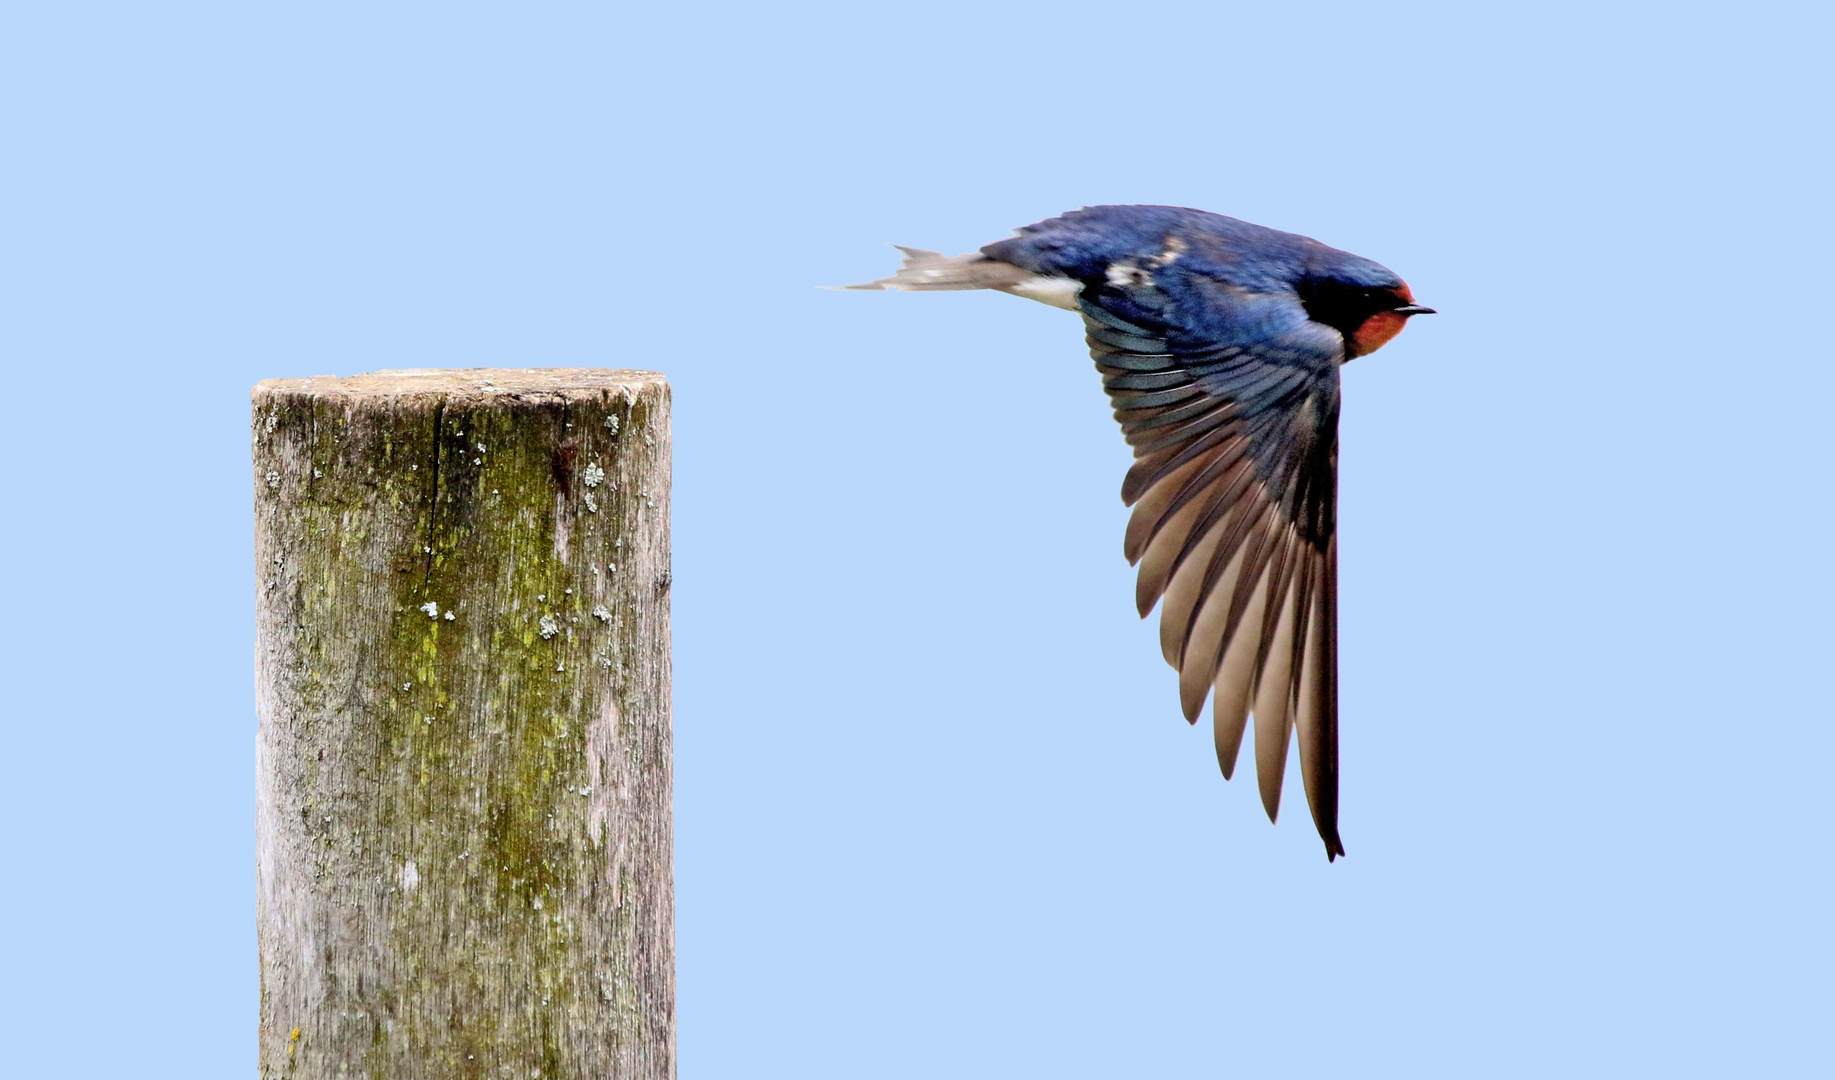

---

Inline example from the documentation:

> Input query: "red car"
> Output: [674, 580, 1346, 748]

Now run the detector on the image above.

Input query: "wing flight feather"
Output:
[1073, 258, 1349, 859]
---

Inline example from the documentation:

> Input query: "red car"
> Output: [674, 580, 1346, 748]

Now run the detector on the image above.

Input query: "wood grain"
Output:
[253, 369, 671, 1077]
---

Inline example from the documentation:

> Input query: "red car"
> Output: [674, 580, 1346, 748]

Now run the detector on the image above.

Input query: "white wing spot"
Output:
[1148, 234, 1188, 268]
[1106, 262, 1152, 288]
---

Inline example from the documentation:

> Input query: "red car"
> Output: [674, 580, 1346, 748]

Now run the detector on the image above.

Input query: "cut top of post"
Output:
[252, 367, 666, 404]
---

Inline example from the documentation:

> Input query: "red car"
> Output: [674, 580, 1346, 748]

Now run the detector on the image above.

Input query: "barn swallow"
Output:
[843, 205, 1433, 859]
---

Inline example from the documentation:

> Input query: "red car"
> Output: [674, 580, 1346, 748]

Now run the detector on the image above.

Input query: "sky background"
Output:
[2, 2, 1830, 1075]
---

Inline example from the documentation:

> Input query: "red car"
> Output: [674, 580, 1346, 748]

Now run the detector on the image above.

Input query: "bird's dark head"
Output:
[1297, 258, 1434, 358]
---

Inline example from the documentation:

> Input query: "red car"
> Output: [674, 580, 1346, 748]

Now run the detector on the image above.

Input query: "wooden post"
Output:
[253, 369, 672, 1077]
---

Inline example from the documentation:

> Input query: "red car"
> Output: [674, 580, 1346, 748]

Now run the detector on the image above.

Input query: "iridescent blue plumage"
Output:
[986, 205, 1404, 297]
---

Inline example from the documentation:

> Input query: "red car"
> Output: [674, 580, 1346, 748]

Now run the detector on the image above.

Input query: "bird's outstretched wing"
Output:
[1027, 239, 1349, 859]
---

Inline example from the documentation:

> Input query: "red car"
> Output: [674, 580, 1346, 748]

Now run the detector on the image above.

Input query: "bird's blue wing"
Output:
[1077, 256, 1347, 860]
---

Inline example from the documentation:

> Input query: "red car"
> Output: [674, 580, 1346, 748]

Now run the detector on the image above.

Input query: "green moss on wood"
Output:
[255, 373, 670, 1078]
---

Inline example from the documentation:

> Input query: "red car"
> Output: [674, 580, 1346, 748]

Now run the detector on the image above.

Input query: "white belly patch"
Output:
[1002, 275, 1083, 311]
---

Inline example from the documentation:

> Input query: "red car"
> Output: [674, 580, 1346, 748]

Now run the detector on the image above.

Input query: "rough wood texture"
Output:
[254, 369, 671, 1078]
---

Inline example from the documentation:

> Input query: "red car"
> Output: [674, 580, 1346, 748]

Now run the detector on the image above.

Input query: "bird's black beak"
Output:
[1393, 304, 1436, 316]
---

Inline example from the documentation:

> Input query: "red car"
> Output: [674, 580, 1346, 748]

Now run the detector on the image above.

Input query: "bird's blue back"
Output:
[984, 204, 1402, 296]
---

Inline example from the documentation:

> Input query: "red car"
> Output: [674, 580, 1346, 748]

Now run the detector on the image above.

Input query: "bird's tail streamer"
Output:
[835, 246, 1032, 293]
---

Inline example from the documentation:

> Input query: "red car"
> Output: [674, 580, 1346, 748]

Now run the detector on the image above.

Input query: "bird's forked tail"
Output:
[837, 245, 1035, 293]
[835, 245, 1081, 310]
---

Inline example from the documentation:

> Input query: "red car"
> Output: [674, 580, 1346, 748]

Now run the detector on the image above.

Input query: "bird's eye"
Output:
[1299, 278, 1406, 334]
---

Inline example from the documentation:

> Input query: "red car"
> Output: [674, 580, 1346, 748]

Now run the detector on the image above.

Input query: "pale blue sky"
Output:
[2, 3, 1829, 1076]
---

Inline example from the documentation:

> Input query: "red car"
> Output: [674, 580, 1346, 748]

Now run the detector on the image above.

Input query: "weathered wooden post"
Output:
[253, 369, 672, 1077]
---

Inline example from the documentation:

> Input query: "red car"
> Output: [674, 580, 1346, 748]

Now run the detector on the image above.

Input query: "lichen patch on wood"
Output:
[254, 369, 671, 1078]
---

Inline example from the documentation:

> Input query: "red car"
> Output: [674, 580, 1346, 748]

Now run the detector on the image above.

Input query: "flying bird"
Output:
[843, 205, 1434, 860]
